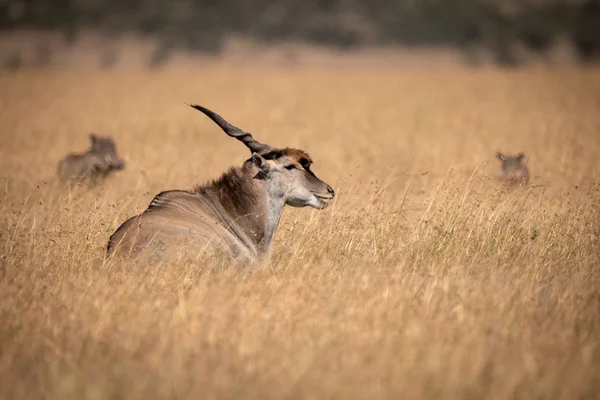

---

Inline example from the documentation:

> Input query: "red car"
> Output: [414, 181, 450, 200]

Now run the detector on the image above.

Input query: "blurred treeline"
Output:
[1, 0, 599, 65]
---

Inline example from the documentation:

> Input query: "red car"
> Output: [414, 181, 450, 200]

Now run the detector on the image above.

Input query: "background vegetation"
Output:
[1, 0, 600, 66]
[1, 67, 599, 399]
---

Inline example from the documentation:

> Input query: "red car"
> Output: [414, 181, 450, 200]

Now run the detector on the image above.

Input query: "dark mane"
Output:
[192, 165, 264, 220]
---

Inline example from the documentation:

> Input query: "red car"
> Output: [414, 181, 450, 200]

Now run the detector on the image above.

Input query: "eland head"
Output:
[188, 104, 334, 210]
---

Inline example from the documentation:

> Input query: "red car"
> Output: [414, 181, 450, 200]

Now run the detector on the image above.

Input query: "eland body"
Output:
[107, 104, 334, 263]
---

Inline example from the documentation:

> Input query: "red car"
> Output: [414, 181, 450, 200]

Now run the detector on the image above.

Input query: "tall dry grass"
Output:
[0, 66, 599, 399]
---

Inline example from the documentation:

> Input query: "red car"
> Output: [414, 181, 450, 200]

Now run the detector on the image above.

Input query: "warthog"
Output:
[107, 104, 335, 263]
[496, 152, 530, 186]
[58, 134, 126, 182]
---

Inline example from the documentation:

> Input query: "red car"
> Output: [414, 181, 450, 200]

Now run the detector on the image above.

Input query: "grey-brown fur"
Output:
[496, 152, 529, 186]
[107, 104, 334, 263]
[58, 134, 126, 182]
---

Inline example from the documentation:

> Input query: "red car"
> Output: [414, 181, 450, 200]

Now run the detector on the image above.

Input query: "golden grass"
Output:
[1, 66, 599, 399]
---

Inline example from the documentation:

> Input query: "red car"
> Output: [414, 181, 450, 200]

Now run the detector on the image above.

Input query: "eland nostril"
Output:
[327, 186, 335, 197]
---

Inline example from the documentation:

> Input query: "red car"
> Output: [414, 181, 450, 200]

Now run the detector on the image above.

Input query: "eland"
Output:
[107, 104, 334, 263]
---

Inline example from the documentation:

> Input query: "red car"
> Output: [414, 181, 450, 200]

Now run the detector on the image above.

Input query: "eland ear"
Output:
[89, 133, 98, 144]
[516, 152, 525, 162]
[251, 153, 270, 173]
[496, 152, 506, 161]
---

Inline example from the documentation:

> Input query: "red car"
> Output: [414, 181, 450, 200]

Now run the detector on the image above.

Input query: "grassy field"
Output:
[1, 66, 599, 399]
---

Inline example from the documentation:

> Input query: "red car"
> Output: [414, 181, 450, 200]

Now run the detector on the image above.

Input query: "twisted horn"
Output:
[187, 104, 272, 154]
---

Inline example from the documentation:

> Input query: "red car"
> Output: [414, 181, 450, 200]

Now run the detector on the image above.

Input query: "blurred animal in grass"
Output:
[58, 134, 126, 183]
[496, 152, 529, 186]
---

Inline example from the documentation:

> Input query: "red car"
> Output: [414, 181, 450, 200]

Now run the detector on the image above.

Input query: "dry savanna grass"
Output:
[1, 66, 599, 399]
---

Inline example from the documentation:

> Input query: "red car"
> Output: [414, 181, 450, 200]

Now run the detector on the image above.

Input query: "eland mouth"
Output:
[312, 187, 335, 208]
[316, 185, 335, 199]
[314, 193, 334, 200]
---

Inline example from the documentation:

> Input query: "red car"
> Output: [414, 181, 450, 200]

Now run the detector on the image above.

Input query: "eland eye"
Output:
[284, 164, 296, 170]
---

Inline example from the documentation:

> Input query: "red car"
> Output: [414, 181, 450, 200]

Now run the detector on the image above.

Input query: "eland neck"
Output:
[199, 165, 286, 256]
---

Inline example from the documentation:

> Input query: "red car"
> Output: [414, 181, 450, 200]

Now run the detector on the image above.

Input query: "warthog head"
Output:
[90, 134, 126, 170]
[496, 151, 529, 185]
